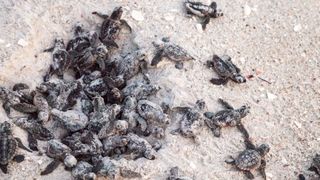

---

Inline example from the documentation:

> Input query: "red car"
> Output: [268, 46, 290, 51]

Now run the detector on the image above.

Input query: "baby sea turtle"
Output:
[51, 109, 89, 132]
[13, 117, 54, 151]
[43, 37, 70, 82]
[33, 91, 50, 123]
[137, 100, 170, 138]
[204, 98, 250, 138]
[126, 133, 156, 160]
[122, 81, 160, 100]
[171, 100, 205, 142]
[102, 135, 129, 157]
[0, 121, 31, 173]
[92, 6, 131, 49]
[185, 0, 223, 29]
[308, 154, 320, 177]
[114, 49, 150, 82]
[92, 156, 117, 179]
[225, 139, 270, 180]
[207, 54, 246, 85]
[41, 139, 75, 175]
[151, 38, 194, 69]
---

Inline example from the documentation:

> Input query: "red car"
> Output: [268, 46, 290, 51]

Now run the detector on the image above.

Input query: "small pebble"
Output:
[18, 39, 28, 47]
[131, 10, 144, 21]
[294, 24, 302, 32]
[196, 24, 203, 33]
[266, 92, 277, 100]
[164, 14, 174, 21]
[244, 4, 251, 16]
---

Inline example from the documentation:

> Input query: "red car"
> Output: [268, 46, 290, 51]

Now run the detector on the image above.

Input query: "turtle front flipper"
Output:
[243, 170, 254, 179]
[210, 78, 228, 85]
[120, 19, 132, 32]
[151, 49, 164, 66]
[11, 103, 38, 113]
[225, 156, 236, 165]
[308, 165, 320, 175]
[15, 137, 32, 152]
[237, 123, 250, 139]
[244, 138, 256, 150]
[218, 98, 234, 109]
[28, 133, 39, 151]
[2, 101, 11, 116]
[13, 155, 25, 163]
[175, 62, 184, 69]
[103, 40, 119, 49]
[259, 159, 267, 180]
[92, 11, 109, 19]
[201, 16, 211, 30]
[0, 164, 8, 174]
[41, 159, 61, 175]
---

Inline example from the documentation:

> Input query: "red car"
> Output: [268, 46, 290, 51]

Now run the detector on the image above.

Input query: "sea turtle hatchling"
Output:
[207, 54, 246, 85]
[167, 166, 193, 180]
[204, 98, 250, 138]
[185, 0, 223, 30]
[151, 38, 194, 69]
[0, 121, 31, 173]
[225, 139, 270, 180]
[43, 37, 70, 82]
[171, 100, 205, 142]
[92, 6, 131, 49]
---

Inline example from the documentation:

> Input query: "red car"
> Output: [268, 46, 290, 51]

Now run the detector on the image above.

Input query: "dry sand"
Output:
[0, 0, 320, 179]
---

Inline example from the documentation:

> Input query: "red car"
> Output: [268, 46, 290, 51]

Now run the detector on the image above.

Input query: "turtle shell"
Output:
[235, 149, 261, 171]
[0, 134, 17, 165]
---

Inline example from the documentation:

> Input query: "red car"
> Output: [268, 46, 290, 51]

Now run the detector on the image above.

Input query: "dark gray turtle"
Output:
[41, 139, 77, 175]
[126, 133, 156, 160]
[114, 49, 150, 82]
[13, 117, 54, 151]
[167, 166, 193, 180]
[207, 54, 246, 85]
[225, 139, 270, 180]
[12, 83, 34, 104]
[204, 98, 250, 138]
[92, 6, 131, 49]
[67, 23, 98, 59]
[121, 96, 148, 134]
[102, 135, 129, 157]
[122, 81, 160, 100]
[33, 91, 50, 122]
[72, 161, 96, 180]
[151, 38, 194, 69]
[308, 154, 320, 177]
[0, 86, 37, 116]
[62, 130, 103, 157]
[43, 37, 70, 82]
[0, 121, 31, 173]
[171, 100, 205, 142]
[51, 109, 89, 132]
[84, 77, 109, 97]
[185, 0, 223, 29]
[137, 100, 170, 138]
[88, 96, 121, 134]
[92, 156, 117, 179]
[74, 43, 108, 76]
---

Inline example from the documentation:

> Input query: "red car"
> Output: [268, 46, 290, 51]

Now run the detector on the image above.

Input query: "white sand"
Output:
[0, 0, 320, 179]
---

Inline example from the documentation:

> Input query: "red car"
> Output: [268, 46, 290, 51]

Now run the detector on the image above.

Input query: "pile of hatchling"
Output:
[0, 1, 316, 180]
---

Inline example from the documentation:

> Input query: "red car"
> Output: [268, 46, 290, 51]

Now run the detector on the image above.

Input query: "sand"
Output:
[0, 0, 320, 179]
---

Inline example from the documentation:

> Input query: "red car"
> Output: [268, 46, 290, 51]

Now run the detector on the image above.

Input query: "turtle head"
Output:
[111, 6, 123, 20]
[0, 121, 12, 135]
[232, 73, 246, 83]
[74, 22, 84, 35]
[93, 96, 105, 111]
[237, 105, 250, 118]
[54, 37, 65, 48]
[95, 44, 108, 57]
[257, 144, 270, 156]
[196, 99, 206, 110]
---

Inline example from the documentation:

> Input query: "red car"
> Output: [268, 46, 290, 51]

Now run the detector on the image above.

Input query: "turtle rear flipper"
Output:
[2, 101, 11, 115]
[13, 155, 25, 163]
[0, 164, 8, 174]
[258, 159, 267, 180]
[120, 19, 132, 32]
[201, 16, 211, 30]
[15, 137, 32, 152]
[151, 49, 164, 66]
[243, 171, 254, 179]
[28, 133, 38, 151]
[41, 160, 61, 175]
[210, 78, 228, 85]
